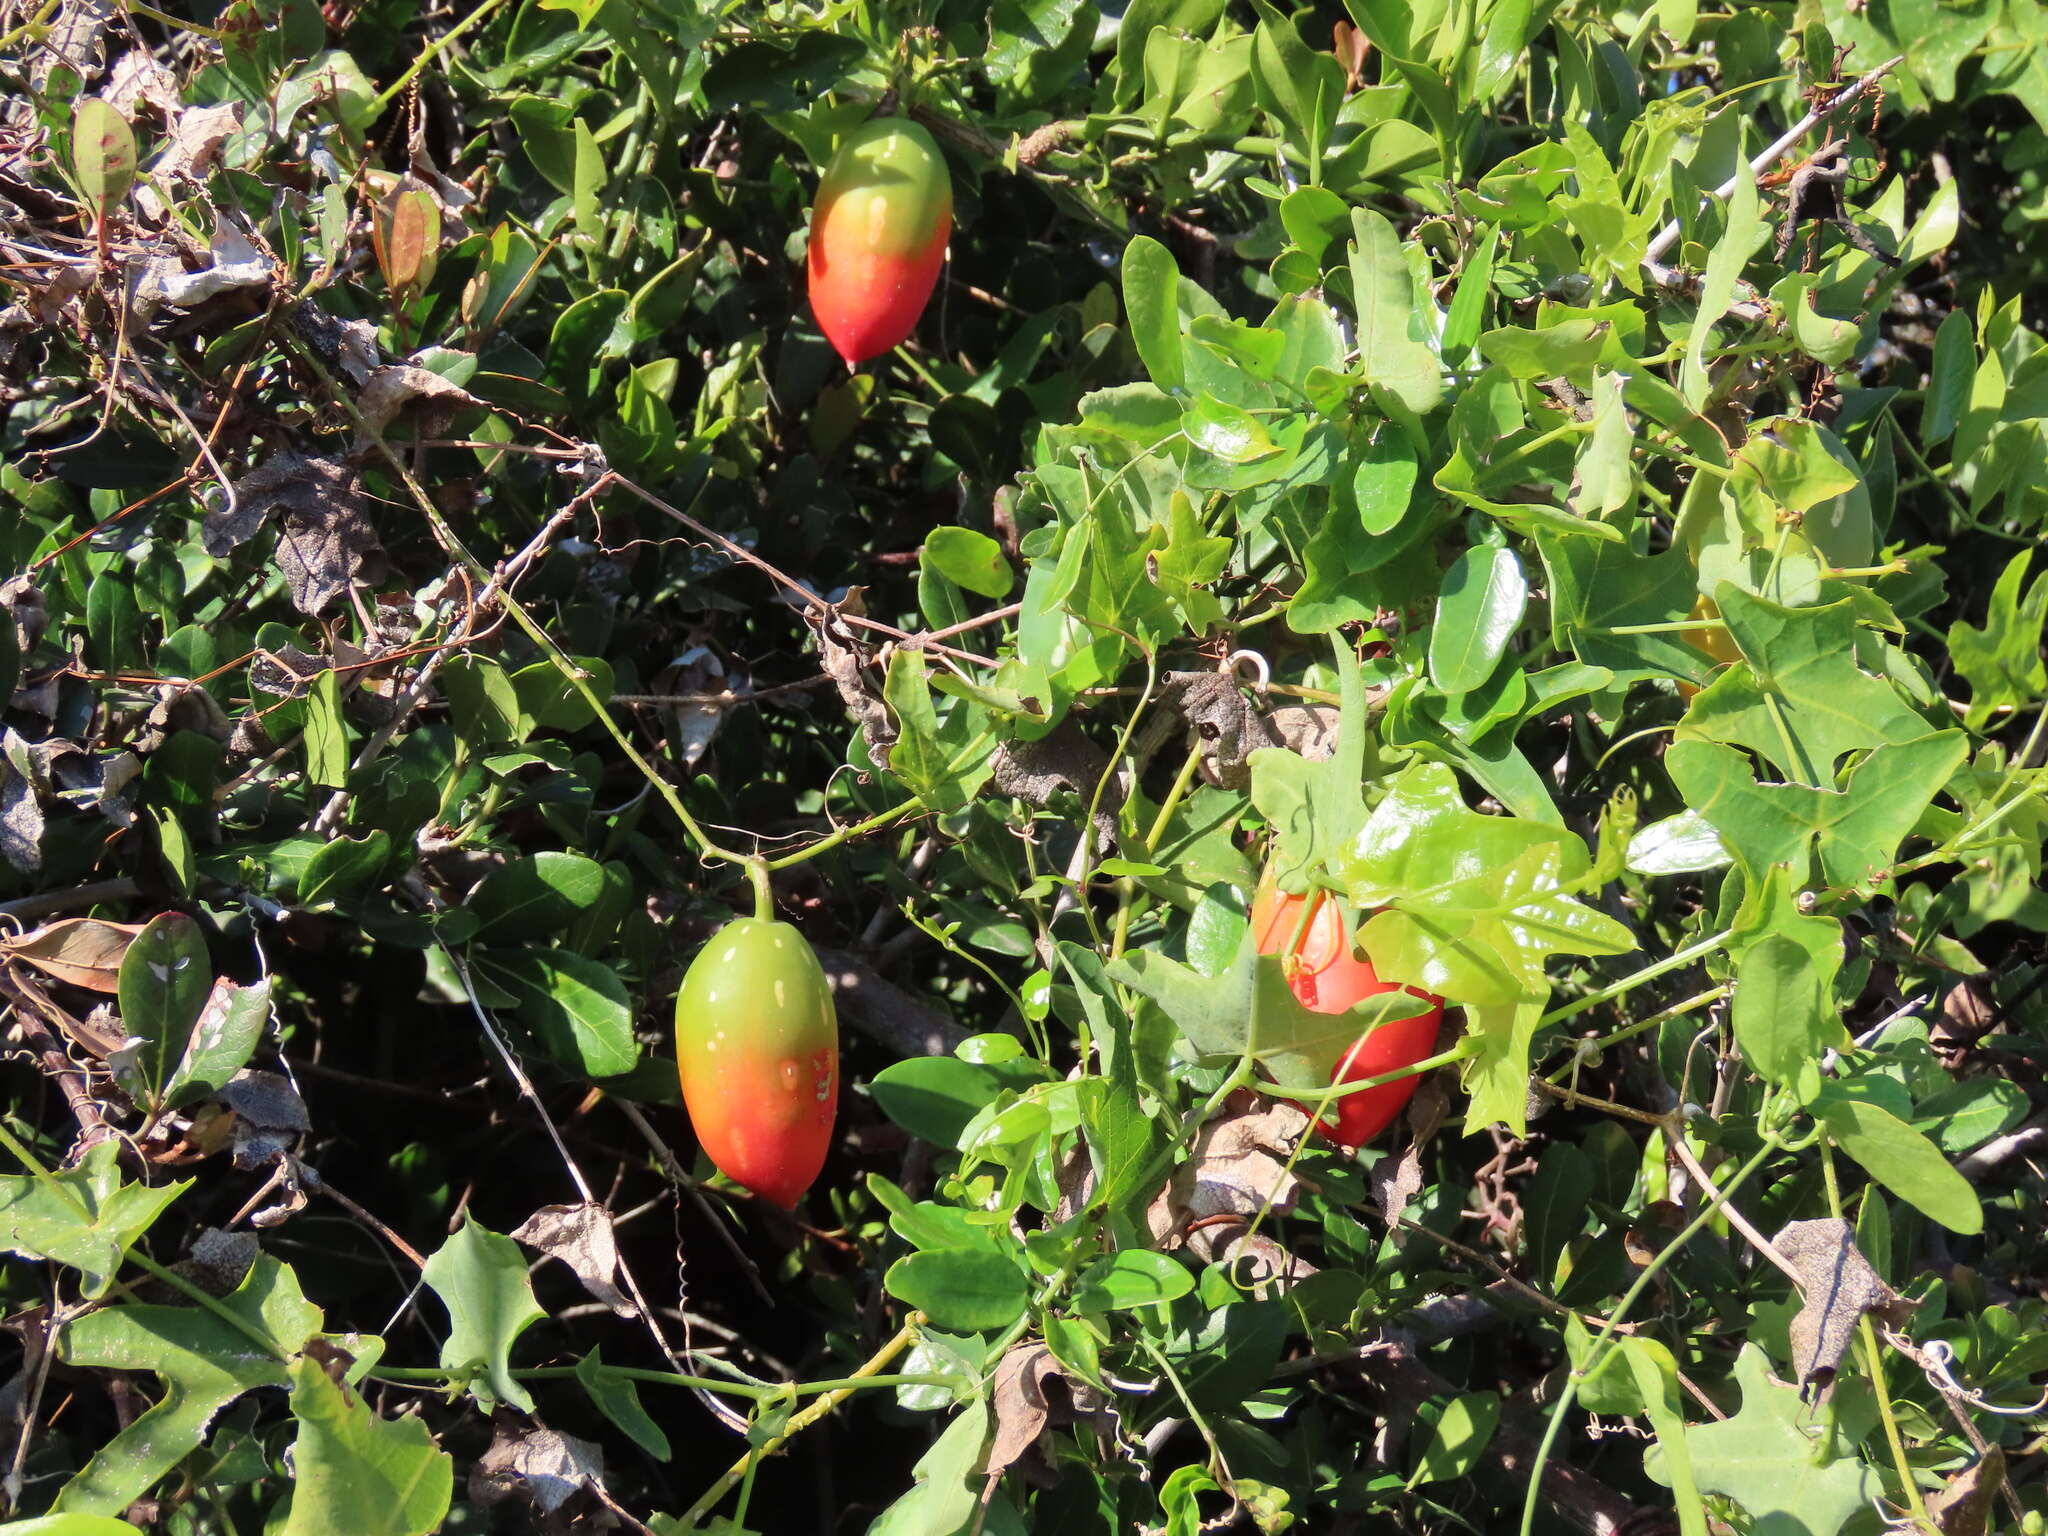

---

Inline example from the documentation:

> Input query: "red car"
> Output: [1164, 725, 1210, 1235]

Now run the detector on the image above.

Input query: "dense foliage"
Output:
[1, 0, 2045, 1531]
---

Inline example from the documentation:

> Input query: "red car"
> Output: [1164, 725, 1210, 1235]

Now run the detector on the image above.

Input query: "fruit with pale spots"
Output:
[807, 117, 951, 365]
[674, 918, 838, 1207]
[1251, 867, 1445, 1147]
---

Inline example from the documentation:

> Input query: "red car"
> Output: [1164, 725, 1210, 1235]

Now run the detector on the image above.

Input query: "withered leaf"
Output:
[2, 916, 146, 992]
[1773, 1217, 1916, 1392]
[511, 1202, 633, 1319]
[1147, 1092, 1316, 1286]
[470, 1423, 604, 1517]
[212, 452, 385, 617]
[249, 643, 332, 699]
[355, 364, 483, 437]
[1928, 1447, 2004, 1536]
[0, 730, 46, 874]
[985, 1343, 1057, 1489]
[1160, 671, 1280, 790]
[813, 607, 896, 763]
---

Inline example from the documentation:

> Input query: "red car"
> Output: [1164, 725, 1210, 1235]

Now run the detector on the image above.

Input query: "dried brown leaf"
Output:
[1773, 1216, 1916, 1391]
[1149, 1092, 1311, 1261]
[1928, 1447, 2004, 1536]
[470, 1423, 604, 1518]
[985, 1343, 1057, 1488]
[213, 452, 385, 616]
[355, 364, 483, 437]
[2, 917, 146, 992]
[511, 1202, 634, 1319]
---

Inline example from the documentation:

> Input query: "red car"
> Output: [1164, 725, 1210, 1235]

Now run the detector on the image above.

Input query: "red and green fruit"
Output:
[807, 116, 952, 366]
[1251, 867, 1445, 1147]
[674, 918, 839, 1208]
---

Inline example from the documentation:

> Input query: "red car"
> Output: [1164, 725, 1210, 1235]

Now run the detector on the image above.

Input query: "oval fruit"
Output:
[1251, 867, 1445, 1147]
[807, 117, 952, 366]
[674, 918, 838, 1208]
[1676, 594, 1743, 701]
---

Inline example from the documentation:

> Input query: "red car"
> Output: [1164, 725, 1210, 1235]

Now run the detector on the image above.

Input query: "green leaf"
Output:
[866, 1400, 989, 1536]
[1071, 1250, 1194, 1311]
[280, 1353, 453, 1536]
[1731, 933, 1840, 1087]
[1646, 1344, 1880, 1530]
[1428, 544, 1527, 694]
[1667, 731, 1968, 890]
[1819, 1094, 1983, 1234]
[304, 667, 350, 790]
[510, 656, 616, 733]
[1249, 0, 1343, 177]
[164, 976, 271, 1109]
[1123, 236, 1185, 392]
[1111, 929, 1433, 1089]
[884, 1248, 1029, 1332]
[0, 1141, 187, 1301]
[1923, 308, 1974, 447]
[467, 852, 610, 941]
[923, 527, 1014, 599]
[115, 912, 212, 1112]
[1352, 427, 1420, 536]
[871, 1056, 1016, 1148]
[1569, 371, 1635, 518]
[1475, 0, 1534, 100]
[441, 654, 524, 748]
[1183, 393, 1278, 463]
[576, 1348, 671, 1461]
[1678, 589, 1936, 783]
[1620, 1339, 1708, 1536]
[1407, 1392, 1500, 1485]
[482, 948, 638, 1077]
[1948, 550, 2048, 729]
[1, 1516, 147, 1534]
[1338, 764, 1637, 1007]
[423, 1217, 547, 1413]
[298, 831, 393, 912]
[55, 1257, 317, 1516]
[1462, 998, 1545, 1134]
[881, 649, 998, 813]
[1681, 161, 1765, 408]
[571, 117, 604, 239]
[72, 98, 137, 219]
[1441, 227, 1498, 360]
[1347, 208, 1443, 414]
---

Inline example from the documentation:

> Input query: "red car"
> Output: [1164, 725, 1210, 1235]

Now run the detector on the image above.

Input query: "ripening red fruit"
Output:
[806, 117, 952, 366]
[1251, 868, 1445, 1147]
[674, 918, 838, 1208]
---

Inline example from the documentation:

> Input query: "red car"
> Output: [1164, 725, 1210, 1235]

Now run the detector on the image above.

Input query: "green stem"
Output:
[1262, 1037, 1480, 1113]
[764, 792, 927, 872]
[1546, 985, 1729, 1081]
[676, 1321, 921, 1528]
[1111, 742, 1206, 961]
[1539, 928, 1735, 1030]
[371, 0, 517, 114]
[1819, 1144, 1936, 1529]
[1517, 1131, 1780, 1536]
[745, 858, 775, 921]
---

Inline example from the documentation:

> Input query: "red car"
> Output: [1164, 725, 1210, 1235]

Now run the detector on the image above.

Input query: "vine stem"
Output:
[1641, 55, 1905, 266]
[1819, 1143, 1938, 1531]
[310, 365, 926, 885]
[370, 0, 517, 115]
[677, 1320, 922, 1529]
[1539, 928, 1735, 1030]
[1516, 1130, 1781, 1536]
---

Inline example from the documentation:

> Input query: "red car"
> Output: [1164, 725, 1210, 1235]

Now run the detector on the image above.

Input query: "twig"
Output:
[0, 879, 143, 921]
[1665, 1132, 1802, 1283]
[1642, 55, 1905, 266]
[674, 1321, 922, 1529]
[1955, 1116, 2048, 1179]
